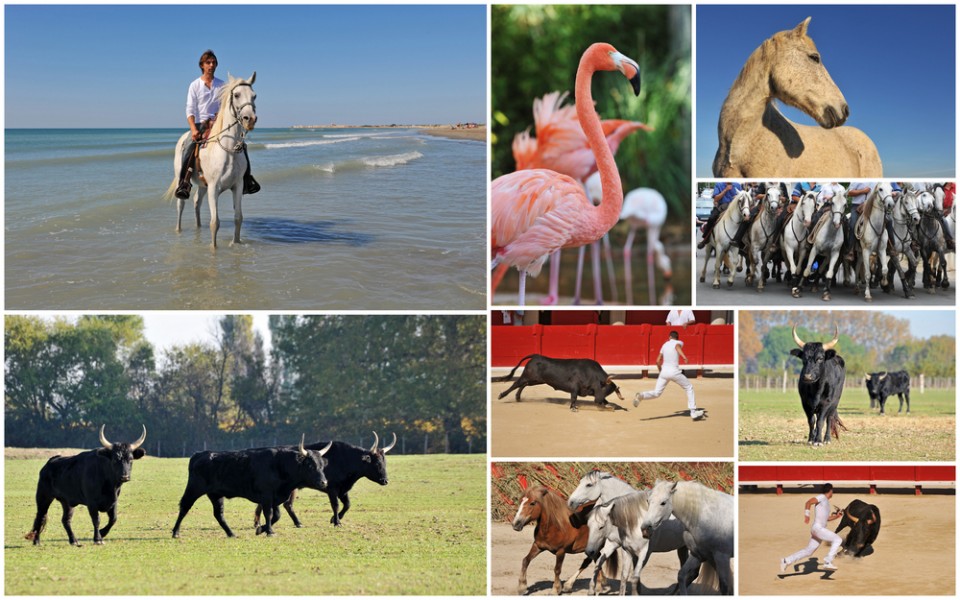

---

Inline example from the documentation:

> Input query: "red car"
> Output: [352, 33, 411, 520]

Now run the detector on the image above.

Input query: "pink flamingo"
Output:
[509, 91, 652, 305]
[586, 172, 673, 305]
[491, 43, 642, 306]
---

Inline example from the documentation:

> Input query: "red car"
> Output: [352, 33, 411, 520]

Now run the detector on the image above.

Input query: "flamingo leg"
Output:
[518, 269, 528, 307]
[591, 241, 604, 305]
[573, 246, 587, 305]
[543, 251, 560, 306]
[623, 227, 636, 306]
[602, 234, 618, 304]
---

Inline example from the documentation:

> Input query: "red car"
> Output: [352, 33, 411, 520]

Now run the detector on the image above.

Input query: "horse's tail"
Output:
[162, 177, 179, 203]
[690, 559, 719, 594]
[496, 354, 537, 382]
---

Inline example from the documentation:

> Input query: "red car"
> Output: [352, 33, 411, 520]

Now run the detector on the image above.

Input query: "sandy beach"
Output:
[418, 125, 486, 142]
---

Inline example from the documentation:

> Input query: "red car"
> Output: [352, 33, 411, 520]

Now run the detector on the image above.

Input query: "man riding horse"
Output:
[175, 49, 260, 200]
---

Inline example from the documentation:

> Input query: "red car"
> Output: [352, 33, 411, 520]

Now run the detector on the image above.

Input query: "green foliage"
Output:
[491, 5, 691, 217]
[5, 454, 486, 595]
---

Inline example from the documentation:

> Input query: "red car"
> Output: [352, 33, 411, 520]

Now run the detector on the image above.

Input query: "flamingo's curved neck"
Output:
[575, 53, 623, 230]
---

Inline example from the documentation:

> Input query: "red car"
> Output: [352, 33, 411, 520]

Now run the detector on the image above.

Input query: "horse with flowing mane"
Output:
[164, 73, 258, 248]
[712, 17, 881, 178]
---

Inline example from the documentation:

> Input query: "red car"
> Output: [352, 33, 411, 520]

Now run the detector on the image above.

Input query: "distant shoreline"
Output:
[292, 124, 486, 142]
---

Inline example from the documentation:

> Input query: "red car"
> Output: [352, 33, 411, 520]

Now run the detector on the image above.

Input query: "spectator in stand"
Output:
[665, 309, 696, 328]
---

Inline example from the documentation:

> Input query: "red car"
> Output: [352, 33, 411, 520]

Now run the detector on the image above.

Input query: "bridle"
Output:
[206, 82, 256, 154]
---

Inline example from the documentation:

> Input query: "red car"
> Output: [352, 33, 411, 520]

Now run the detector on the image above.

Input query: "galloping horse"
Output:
[641, 480, 735, 596]
[511, 486, 607, 595]
[917, 191, 950, 293]
[713, 18, 881, 177]
[854, 182, 894, 302]
[781, 191, 816, 297]
[700, 190, 751, 289]
[886, 189, 921, 298]
[799, 189, 847, 301]
[164, 73, 258, 248]
[745, 185, 781, 290]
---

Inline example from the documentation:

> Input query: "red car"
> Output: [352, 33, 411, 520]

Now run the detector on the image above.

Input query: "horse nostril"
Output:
[842, 104, 850, 119]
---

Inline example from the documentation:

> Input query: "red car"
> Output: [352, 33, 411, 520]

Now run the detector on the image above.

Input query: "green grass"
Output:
[739, 388, 955, 462]
[5, 454, 486, 595]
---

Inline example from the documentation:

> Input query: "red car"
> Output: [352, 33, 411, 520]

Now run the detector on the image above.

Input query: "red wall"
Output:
[740, 465, 956, 483]
[491, 323, 734, 367]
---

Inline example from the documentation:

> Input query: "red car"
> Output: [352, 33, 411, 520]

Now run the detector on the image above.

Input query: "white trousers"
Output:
[785, 525, 842, 565]
[639, 367, 696, 410]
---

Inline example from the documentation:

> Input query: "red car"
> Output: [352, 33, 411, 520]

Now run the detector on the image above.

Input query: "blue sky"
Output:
[5, 5, 486, 128]
[696, 5, 955, 178]
[879, 311, 956, 340]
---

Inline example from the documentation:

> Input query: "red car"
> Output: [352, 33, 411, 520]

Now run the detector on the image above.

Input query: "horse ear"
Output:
[670, 481, 679, 494]
[794, 17, 812, 37]
[249, 72, 256, 85]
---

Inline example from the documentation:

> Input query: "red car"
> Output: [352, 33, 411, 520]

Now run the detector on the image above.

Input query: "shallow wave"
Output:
[262, 137, 360, 149]
[314, 151, 424, 174]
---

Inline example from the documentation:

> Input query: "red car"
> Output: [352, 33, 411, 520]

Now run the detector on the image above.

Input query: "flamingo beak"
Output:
[612, 52, 641, 96]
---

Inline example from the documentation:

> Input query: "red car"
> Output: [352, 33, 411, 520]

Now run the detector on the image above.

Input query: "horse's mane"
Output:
[608, 491, 650, 531]
[528, 486, 573, 531]
[208, 74, 251, 139]
[722, 191, 749, 216]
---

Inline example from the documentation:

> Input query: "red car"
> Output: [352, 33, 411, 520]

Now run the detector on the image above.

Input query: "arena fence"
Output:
[739, 465, 956, 495]
[491, 324, 735, 374]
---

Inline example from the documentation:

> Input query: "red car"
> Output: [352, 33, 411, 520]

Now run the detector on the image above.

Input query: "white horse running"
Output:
[700, 190, 751, 289]
[781, 191, 816, 297]
[585, 492, 689, 596]
[886, 189, 921, 298]
[854, 182, 894, 302]
[164, 73, 258, 248]
[746, 185, 781, 290]
[641, 480, 735, 596]
[800, 188, 847, 301]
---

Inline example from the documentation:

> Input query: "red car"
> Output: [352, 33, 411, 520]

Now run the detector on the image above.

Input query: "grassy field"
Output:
[5, 453, 486, 595]
[739, 388, 955, 461]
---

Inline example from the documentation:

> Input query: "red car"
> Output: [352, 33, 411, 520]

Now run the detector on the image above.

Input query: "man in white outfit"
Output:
[633, 331, 703, 420]
[780, 483, 844, 573]
[665, 309, 696, 328]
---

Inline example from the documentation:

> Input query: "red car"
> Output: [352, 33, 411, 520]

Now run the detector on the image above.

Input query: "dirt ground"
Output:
[739, 491, 955, 595]
[491, 375, 734, 458]
[491, 521, 722, 595]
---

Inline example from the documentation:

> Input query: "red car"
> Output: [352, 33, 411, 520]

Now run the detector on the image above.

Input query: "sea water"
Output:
[5, 128, 486, 310]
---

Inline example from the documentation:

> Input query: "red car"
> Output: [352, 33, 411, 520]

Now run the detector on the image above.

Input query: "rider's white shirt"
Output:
[186, 76, 225, 121]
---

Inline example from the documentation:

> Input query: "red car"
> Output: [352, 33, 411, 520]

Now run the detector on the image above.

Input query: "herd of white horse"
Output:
[699, 183, 954, 302]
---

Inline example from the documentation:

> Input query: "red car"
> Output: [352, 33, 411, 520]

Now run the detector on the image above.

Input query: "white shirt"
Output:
[813, 493, 831, 528]
[186, 76, 224, 121]
[665, 310, 695, 326]
[659, 339, 684, 370]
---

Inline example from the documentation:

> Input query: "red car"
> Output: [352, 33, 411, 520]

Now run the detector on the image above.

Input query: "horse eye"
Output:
[660, 501, 666, 506]
[809, 53, 821, 64]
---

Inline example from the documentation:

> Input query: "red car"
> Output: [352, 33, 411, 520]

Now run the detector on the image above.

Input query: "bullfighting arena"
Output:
[491, 373, 734, 458]
[491, 521, 722, 595]
[739, 491, 955, 595]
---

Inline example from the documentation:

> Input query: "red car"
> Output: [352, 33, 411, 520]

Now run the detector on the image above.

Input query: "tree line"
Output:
[5, 315, 486, 454]
[739, 311, 954, 379]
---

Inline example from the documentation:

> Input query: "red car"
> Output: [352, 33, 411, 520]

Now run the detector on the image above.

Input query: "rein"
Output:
[205, 82, 255, 154]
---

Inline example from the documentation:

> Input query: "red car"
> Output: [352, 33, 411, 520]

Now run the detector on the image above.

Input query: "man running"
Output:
[633, 331, 704, 420]
[780, 483, 844, 573]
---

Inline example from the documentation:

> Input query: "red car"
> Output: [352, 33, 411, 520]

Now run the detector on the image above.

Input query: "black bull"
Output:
[26, 425, 147, 546]
[171, 436, 331, 538]
[864, 370, 911, 415]
[835, 499, 881, 557]
[496, 354, 624, 411]
[789, 326, 847, 446]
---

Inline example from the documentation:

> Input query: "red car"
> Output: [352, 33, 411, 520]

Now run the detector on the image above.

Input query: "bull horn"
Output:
[382, 433, 397, 454]
[299, 434, 307, 456]
[792, 326, 805, 349]
[822, 324, 840, 351]
[864, 373, 871, 382]
[130, 425, 147, 451]
[370, 431, 379, 452]
[879, 374, 887, 381]
[99, 425, 112, 449]
[318, 441, 333, 456]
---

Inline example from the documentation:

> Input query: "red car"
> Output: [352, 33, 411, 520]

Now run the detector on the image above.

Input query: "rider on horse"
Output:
[175, 49, 260, 200]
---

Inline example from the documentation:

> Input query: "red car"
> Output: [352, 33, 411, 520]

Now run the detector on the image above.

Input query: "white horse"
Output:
[641, 480, 734, 596]
[781, 191, 816, 297]
[164, 73, 258, 248]
[886, 189, 921, 298]
[713, 17, 881, 177]
[746, 185, 781, 290]
[700, 190, 751, 289]
[585, 492, 690, 596]
[799, 188, 847, 301]
[854, 182, 894, 302]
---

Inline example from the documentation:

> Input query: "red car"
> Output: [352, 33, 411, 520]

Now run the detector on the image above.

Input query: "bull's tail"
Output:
[253, 505, 263, 528]
[24, 516, 46, 541]
[495, 354, 537, 382]
[830, 413, 848, 441]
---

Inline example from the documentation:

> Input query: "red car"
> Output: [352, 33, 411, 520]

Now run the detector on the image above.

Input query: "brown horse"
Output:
[713, 17, 882, 177]
[511, 486, 613, 595]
